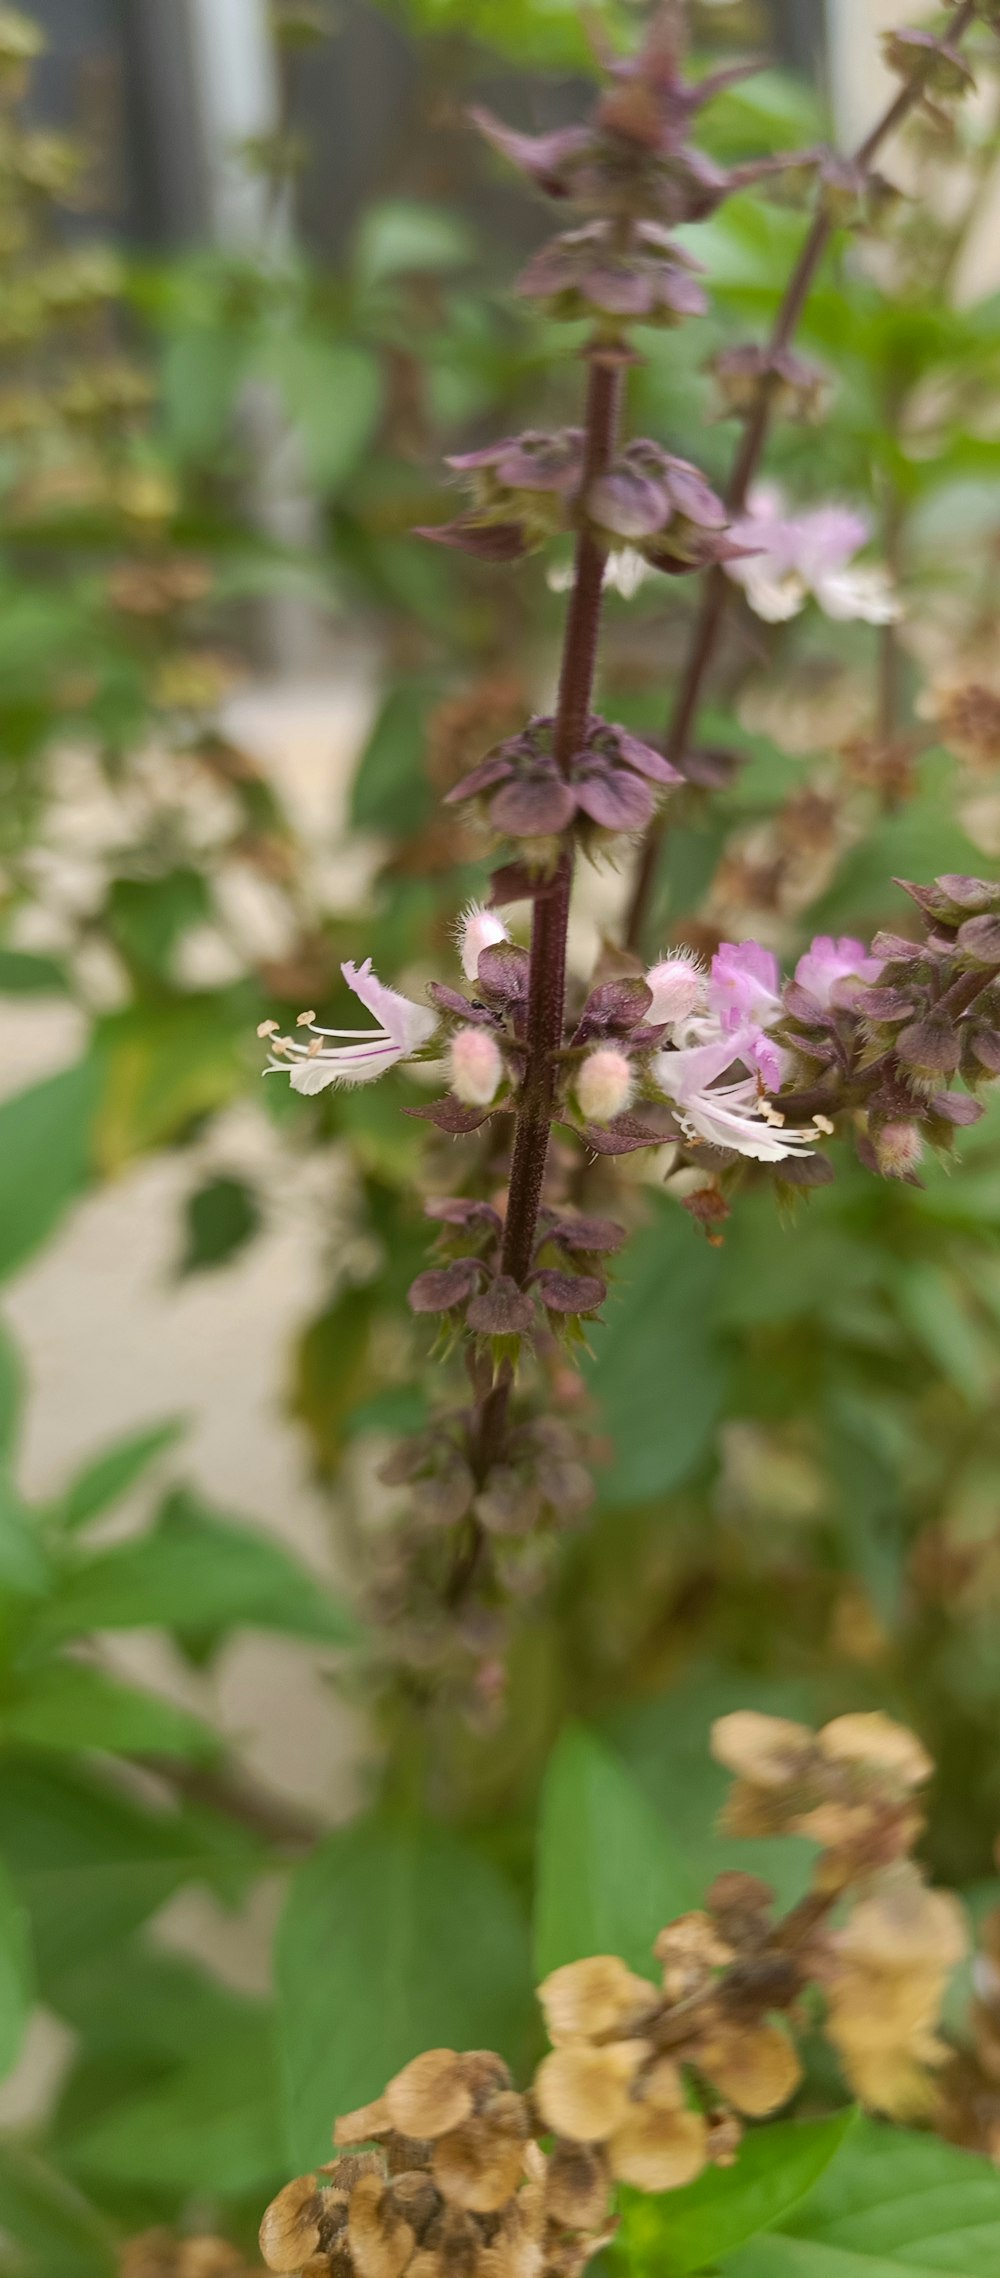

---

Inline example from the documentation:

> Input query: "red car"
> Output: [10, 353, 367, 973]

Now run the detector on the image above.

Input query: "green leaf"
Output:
[607, 1670, 820, 1914]
[584, 1199, 728, 1506]
[891, 1264, 993, 1403]
[66, 2011, 285, 2198]
[0, 947, 69, 994]
[0, 1466, 48, 1596]
[0, 1321, 23, 1459]
[534, 1725, 697, 1980]
[0, 1758, 258, 1987]
[3, 1662, 218, 1760]
[350, 674, 439, 837]
[276, 1816, 536, 2168]
[354, 201, 474, 286]
[0, 2138, 114, 2278]
[262, 334, 383, 492]
[160, 319, 248, 462]
[0, 1855, 33, 2080]
[618, 2113, 856, 2277]
[38, 1485, 358, 1648]
[291, 1285, 379, 1477]
[106, 867, 211, 982]
[179, 1172, 261, 1275]
[55, 1418, 185, 1533]
[0, 1058, 98, 1283]
[726, 2119, 1000, 2276]
[94, 994, 247, 1172]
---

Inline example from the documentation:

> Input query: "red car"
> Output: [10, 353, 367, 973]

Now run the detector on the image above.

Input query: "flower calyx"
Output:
[445, 713, 682, 861]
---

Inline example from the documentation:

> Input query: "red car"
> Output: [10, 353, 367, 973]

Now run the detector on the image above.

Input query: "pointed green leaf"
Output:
[65, 2011, 285, 2197]
[54, 1418, 185, 1533]
[0, 2138, 114, 2278]
[534, 1724, 697, 1981]
[276, 1816, 536, 2168]
[584, 1199, 728, 1506]
[0, 1320, 24, 1459]
[0, 1855, 33, 2079]
[616, 2112, 856, 2277]
[0, 1058, 98, 1283]
[0, 1466, 48, 1596]
[0, 1758, 258, 1987]
[727, 2119, 1000, 2277]
[38, 1485, 358, 1647]
[4, 1662, 218, 1759]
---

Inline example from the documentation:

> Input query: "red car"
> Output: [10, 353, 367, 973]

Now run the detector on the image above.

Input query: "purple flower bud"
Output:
[467, 1277, 536, 1337]
[408, 1259, 484, 1314]
[531, 1269, 607, 1316]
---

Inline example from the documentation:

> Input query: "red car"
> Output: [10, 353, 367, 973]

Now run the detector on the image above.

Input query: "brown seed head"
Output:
[538, 1955, 657, 2044]
[260, 2178, 323, 2273]
[534, 2040, 645, 2142]
[609, 2105, 708, 2192]
[696, 2022, 803, 2118]
[348, 2174, 416, 2278]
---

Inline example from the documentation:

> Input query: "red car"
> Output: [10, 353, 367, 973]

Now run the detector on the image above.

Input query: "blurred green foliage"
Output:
[3, 1, 1000, 2269]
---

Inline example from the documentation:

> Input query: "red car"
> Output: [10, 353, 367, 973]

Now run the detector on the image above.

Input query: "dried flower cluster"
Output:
[254, 1713, 965, 2278]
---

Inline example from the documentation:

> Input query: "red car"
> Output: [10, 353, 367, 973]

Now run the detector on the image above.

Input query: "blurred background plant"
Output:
[7, 0, 1000, 2270]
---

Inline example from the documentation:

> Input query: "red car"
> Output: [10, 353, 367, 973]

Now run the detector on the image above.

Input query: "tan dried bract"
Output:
[817, 1713, 933, 1790]
[535, 2039, 645, 2142]
[538, 1955, 655, 2044]
[609, 2104, 708, 2192]
[260, 2179, 324, 2274]
[710, 1712, 814, 1788]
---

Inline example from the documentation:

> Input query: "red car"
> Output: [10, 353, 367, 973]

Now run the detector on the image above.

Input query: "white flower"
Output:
[260, 959, 438, 1094]
[547, 547, 650, 601]
[457, 901, 510, 983]
[726, 483, 900, 627]
[652, 1025, 817, 1163]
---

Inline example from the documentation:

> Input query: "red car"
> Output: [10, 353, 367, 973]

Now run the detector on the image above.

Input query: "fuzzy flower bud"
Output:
[645, 954, 707, 1028]
[874, 1122, 925, 1180]
[576, 1046, 635, 1125]
[457, 901, 510, 983]
[450, 1027, 504, 1107]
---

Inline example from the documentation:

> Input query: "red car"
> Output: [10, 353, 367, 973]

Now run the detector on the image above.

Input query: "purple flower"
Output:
[260, 962, 438, 1093]
[652, 1023, 816, 1164]
[795, 935, 883, 1011]
[710, 940, 783, 1031]
[725, 483, 899, 625]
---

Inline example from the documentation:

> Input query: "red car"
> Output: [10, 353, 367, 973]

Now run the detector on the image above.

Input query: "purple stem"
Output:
[465, 358, 622, 1494]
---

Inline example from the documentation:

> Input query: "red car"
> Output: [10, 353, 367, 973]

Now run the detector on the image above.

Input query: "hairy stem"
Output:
[466, 357, 622, 1492]
[622, 0, 980, 955]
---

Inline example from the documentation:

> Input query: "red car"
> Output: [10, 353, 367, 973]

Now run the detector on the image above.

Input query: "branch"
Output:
[622, 0, 981, 954]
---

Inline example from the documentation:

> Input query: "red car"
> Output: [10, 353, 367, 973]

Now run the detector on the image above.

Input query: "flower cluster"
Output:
[446, 715, 682, 857]
[422, 434, 741, 578]
[257, 1711, 966, 2278]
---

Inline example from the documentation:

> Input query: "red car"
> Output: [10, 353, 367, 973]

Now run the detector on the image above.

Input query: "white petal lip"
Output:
[652, 1027, 818, 1164]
